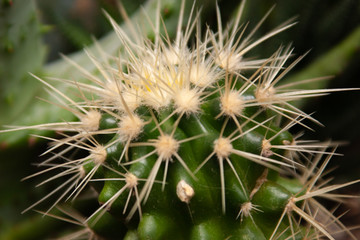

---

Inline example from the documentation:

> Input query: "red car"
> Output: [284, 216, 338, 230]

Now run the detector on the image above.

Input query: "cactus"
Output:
[1, 0, 360, 239]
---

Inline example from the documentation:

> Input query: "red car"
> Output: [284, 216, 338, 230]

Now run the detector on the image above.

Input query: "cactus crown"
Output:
[3, 0, 359, 239]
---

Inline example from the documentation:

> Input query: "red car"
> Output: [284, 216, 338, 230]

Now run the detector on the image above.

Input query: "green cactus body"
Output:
[87, 89, 302, 239]
[2, 1, 359, 240]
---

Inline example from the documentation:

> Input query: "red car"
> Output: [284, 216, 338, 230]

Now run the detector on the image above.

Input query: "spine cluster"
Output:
[4, 1, 359, 239]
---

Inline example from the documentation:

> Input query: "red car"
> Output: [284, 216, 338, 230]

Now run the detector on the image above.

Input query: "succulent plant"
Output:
[1, 0, 359, 239]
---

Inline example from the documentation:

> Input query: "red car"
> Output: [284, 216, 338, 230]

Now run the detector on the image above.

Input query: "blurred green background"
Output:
[0, 0, 359, 239]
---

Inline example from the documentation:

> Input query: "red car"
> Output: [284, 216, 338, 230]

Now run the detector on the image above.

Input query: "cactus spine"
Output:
[2, 0, 359, 239]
